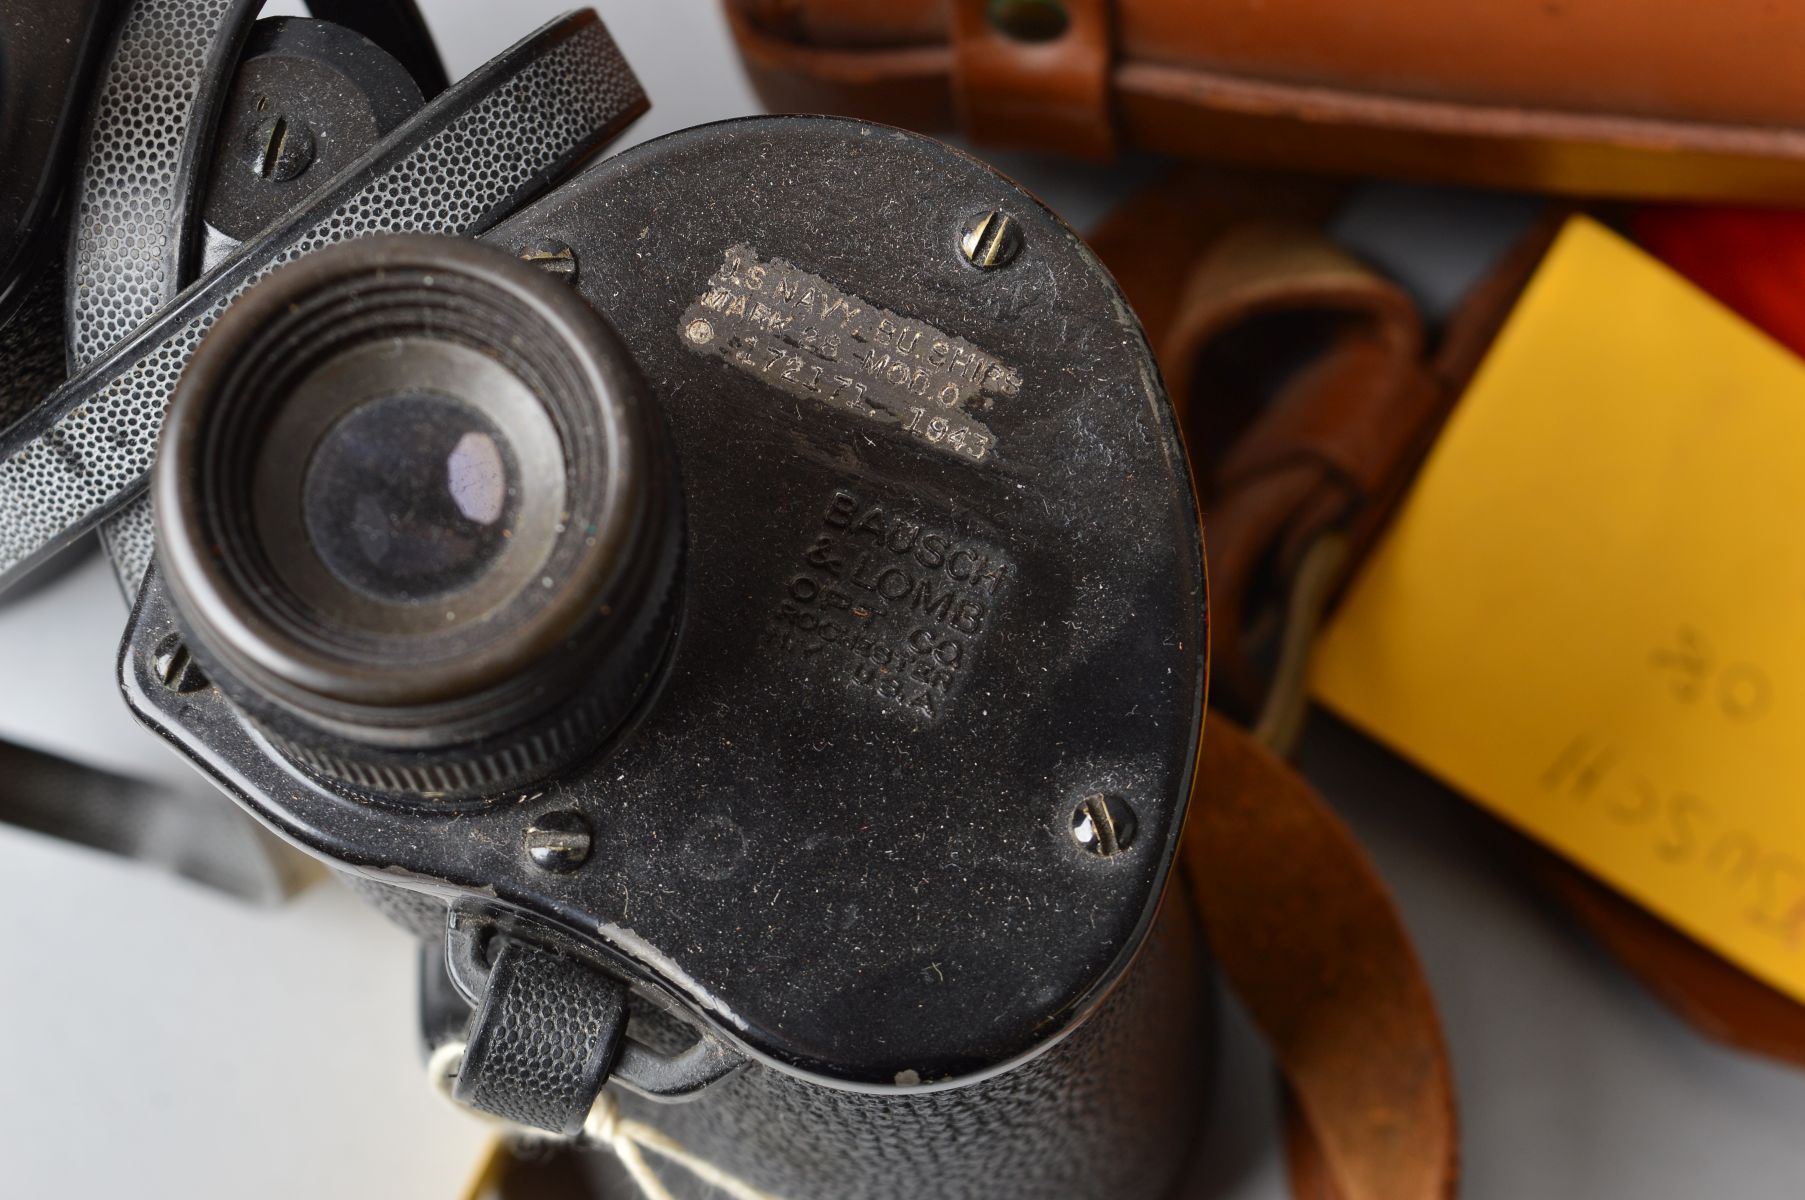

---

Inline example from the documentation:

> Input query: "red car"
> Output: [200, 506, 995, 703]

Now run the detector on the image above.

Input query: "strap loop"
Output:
[1187, 716, 1460, 1200]
[454, 938, 630, 1136]
[1251, 532, 1350, 757]
[950, 0, 1116, 159]
[431, 1040, 789, 1200]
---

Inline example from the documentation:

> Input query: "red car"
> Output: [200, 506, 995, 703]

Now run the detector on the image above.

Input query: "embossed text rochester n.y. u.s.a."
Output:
[679, 244, 1019, 464]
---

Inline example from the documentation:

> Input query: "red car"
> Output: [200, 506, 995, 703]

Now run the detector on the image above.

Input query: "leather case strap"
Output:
[1189, 716, 1459, 1200]
[1088, 168, 1446, 723]
[1089, 168, 1562, 727]
[725, 0, 1805, 201]
[1532, 848, 1805, 1069]
[1098, 166, 1805, 1106]
[949, 0, 1114, 159]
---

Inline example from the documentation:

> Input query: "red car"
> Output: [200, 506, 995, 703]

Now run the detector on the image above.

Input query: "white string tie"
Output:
[431, 1040, 788, 1200]
[581, 1090, 786, 1200]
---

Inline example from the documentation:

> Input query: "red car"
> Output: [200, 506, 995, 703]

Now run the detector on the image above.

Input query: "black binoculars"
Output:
[0, 7, 1209, 1198]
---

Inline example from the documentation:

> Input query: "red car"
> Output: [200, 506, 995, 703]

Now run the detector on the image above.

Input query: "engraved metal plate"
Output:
[681, 245, 1016, 465]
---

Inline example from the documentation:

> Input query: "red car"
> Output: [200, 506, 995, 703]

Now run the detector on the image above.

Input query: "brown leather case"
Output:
[728, 0, 1805, 202]
[1085, 165, 1557, 728]
[1089, 166, 1805, 1137]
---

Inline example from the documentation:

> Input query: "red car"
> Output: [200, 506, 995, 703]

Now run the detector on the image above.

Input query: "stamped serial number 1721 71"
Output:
[679, 244, 1016, 465]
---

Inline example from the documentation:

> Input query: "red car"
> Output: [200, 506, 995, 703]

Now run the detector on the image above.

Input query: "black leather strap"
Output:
[0, 10, 647, 595]
[0, 736, 310, 902]
[455, 938, 630, 1137]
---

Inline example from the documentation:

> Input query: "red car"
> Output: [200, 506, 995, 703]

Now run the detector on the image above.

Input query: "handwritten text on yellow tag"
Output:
[1312, 216, 1805, 1002]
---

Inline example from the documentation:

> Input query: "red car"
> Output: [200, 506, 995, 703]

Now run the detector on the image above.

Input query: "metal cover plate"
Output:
[125, 117, 1207, 1087]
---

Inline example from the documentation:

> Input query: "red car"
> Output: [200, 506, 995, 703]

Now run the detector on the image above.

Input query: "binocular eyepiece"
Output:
[155, 236, 680, 801]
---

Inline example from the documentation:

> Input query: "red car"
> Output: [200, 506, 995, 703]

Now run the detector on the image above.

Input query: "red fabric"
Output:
[1636, 206, 1805, 359]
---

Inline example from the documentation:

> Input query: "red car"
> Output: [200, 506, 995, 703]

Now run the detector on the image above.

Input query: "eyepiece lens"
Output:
[301, 392, 519, 604]
[155, 235, 681, 801]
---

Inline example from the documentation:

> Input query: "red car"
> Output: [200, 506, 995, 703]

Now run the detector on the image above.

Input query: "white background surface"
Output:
[4, 1, 1805, 1196]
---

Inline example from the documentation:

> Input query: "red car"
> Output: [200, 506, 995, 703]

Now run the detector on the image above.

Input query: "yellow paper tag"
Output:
[1311, 216, 1805, 1002]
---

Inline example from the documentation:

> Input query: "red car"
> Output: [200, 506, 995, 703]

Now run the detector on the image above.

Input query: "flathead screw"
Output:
[1071, 793, 1136, 856]
[959, 210, 1024, 270]
[152, 634, 208, 694]
[518, 239, 579, 284]
[525, 810, 592, 872]
[246, 114, 316, 182]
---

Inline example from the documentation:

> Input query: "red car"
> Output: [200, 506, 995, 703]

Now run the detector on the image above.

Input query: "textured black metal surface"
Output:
[124, 116, 1207, 1087]
[456, 938, 629, 1137]
[0, 1, 116, 434]
[66, 0, 442, 367]
[0, 0, 119, 326]
[596, 893, 1211, 1200]
[198, 17, 426, 245]
[307, 0, 448, 99]
[65, 0, 257, 372]
[338, 870, 448, 939]
[68, 0, 260, 598]
[68, 2, 440, 598]
[0, 10, 646, 591]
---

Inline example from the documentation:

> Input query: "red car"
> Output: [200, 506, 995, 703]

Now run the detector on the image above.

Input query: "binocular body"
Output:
[3, 7, 1212, 1197]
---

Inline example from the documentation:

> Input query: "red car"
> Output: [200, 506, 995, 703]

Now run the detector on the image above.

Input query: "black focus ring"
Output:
[158, 234, 683, 805]
[255, 696, 614, 802]
[243, 554, 681, 805]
